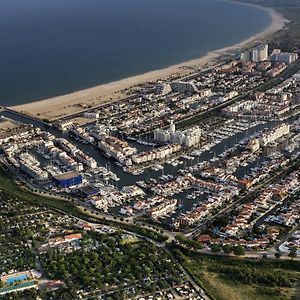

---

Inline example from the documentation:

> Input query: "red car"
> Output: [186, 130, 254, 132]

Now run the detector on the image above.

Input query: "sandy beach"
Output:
[11, 2, 288, 121]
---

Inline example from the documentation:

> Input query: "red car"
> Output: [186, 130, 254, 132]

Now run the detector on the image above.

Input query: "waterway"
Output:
[2, 110, 298, 216]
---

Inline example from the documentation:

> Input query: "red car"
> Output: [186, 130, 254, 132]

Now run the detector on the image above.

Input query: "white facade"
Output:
[83, 112, 100, 119]
[271, 52, 298, 64]
[260, 123, 290, 146]
[154, 121, 202, 147]
[170, 81, 198, 93]
[132, 144, 181, 164]
[251, 44, 268, 62]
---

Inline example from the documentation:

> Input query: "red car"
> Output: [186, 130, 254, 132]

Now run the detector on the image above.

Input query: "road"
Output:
[175, 238, 300, 262]
[186, 158, 300, 237]
[54, 86, 157, 122]
[50, 208, 210, 300]
[267, 224, 300, 257]
[3, 107, 51, 127]
[2, 59, 300, 299]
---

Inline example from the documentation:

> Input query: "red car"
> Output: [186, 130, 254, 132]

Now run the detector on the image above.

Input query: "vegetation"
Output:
[100, 220, 168, 243]
[274, 6, 300, 50]
[172, 248, 300, 300]
[0, 167, 181, 299]
[175, 234, 204, 249]
[0, 167, 79, 216]
[0, 289, 39, 300]
[41, 232, 184, 298]
[0, 167, 169, 245]
[236, 1, 300, 50]
[232, 245, 246, 256]
[0, 186, 75, 273]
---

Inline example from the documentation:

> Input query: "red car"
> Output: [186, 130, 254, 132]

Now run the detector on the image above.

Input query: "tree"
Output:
[275, 252, 282, 259]
[233, 245, 245, 256]
[211, 244, 221, 253]
[288, 247, 297, 259]
[223, 244, 232, 254]
[213, 216, 229, 228]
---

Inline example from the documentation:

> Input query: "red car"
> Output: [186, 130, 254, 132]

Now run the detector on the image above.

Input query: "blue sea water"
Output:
[0, 0, 271, 105]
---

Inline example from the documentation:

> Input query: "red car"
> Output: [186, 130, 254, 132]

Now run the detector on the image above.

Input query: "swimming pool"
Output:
[6, 274, 28, 284]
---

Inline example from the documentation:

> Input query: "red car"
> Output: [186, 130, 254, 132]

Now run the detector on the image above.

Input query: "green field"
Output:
[172, 248, 300, 300]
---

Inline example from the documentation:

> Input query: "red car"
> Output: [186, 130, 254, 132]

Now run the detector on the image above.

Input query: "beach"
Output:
[10, 3, 288, 121]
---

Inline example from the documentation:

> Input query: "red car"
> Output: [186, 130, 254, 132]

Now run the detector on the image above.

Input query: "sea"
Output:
[0, 0, 271, 105]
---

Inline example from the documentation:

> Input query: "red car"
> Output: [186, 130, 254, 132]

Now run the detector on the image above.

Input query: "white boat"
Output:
[103, 152, 112, 158]
[171, 161, 178, 167]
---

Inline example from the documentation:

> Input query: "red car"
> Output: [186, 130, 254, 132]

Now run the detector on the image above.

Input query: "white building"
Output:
[157, 83, 172, 95]
[251, 44, 268, 62]
[271, 52, 298, 64]
[259, 123, 290, 146]
[154, 121, 202, 147]
[147, 199, 178, 219]
[83, 112, 100, 119]
[131, 144, 181, 164]
[246, 139, 260, 152]
[170, 81, 198, 93]
[58, 121, 73, 131]
[240, 50, 251, 62]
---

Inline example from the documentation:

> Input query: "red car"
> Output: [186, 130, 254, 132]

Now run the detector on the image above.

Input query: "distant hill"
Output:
[236, 0, 300, 8]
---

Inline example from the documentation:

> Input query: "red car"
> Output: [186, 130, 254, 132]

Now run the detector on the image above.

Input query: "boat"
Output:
[136, 181, 147, 188]
[178, 169, 187, 175]
[171, 161, 178, 167]
[103, 152, 112, 158]
[132, 169, 143, 175]
[126, 136, 137, 141]
[123, 166, 129, 173]
[111, 174, 120, 181]
[137, 139, 156, 146]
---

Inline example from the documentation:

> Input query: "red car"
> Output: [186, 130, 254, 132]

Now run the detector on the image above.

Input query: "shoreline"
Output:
[10, 2, 288, 121]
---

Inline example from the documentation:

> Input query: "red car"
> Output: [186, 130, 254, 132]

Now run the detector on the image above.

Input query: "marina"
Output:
[1, 107, 300, 227]
[0, 44, 299, 231]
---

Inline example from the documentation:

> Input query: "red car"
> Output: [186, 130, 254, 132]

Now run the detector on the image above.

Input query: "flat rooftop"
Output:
[79, 185, 99, 193]
[0, 119, 29, 139]
[53, 171, 80, 180]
